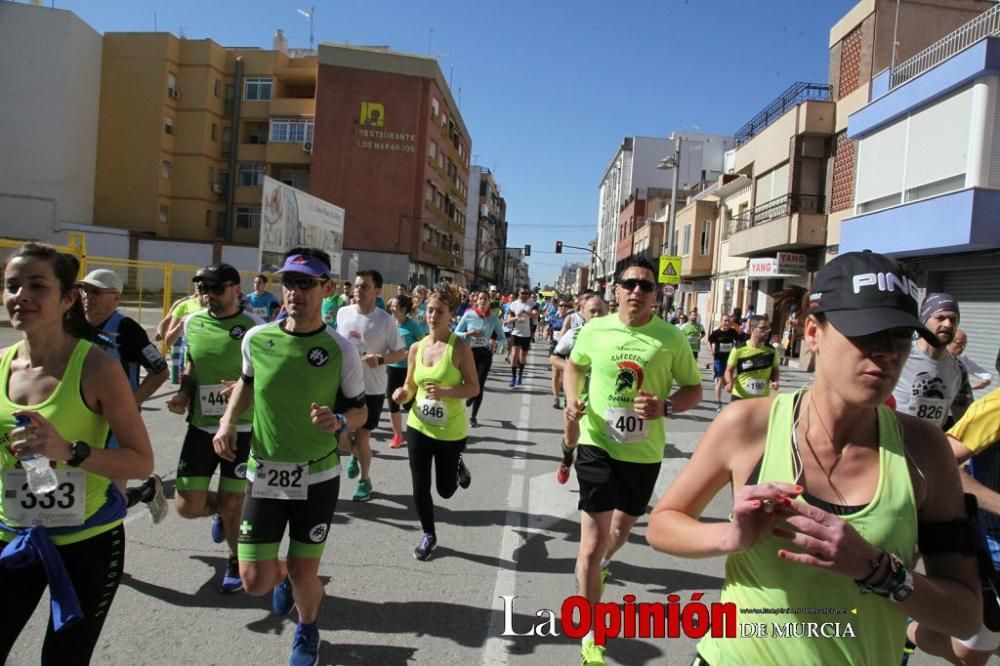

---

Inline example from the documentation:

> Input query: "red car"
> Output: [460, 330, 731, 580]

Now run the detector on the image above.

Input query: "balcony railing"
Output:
[729, 193, 825, 235]
[734, 82, 831, 147]
[891, 3, 1000, 90]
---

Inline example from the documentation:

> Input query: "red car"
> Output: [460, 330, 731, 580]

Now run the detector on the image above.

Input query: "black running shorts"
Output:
[575, 444, 661, 517]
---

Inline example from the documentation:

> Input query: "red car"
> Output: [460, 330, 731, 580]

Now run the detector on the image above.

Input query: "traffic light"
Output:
[555, 241, 563, 254]
[524, 244, 531, 257]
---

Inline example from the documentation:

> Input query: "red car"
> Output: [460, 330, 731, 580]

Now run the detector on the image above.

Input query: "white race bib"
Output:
[743, 379, 767, 396]
[199, 383, 229, 416]
[604, 407, 647, 443]
[2, 469, 86, 527]
[252, 307, 268, 318]
[415, 399, 448, 427]
[907, 396, 947, 426]
[251, 460, 307, 500]
[718, 342, 733, 353]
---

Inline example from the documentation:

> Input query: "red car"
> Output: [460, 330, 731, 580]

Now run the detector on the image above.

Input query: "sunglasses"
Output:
[282, 275, 326, 291]
[79, 286, 116, 296]
[196, 282, 232, 295]
[618, 278, 656, 293]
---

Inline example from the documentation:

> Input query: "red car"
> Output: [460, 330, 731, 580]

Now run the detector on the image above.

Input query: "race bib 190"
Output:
[742, 378, 767, 396]
[415, 399, 448, 427]
[199, 383, 229, 416]
[2, 469, 86, 527]
[604, 407, 647, 443]
[251, 460, 307, 500]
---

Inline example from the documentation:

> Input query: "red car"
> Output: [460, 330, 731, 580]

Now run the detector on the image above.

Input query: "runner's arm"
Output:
[949, 434, 1000, 515]
[122, 319, 169, 404]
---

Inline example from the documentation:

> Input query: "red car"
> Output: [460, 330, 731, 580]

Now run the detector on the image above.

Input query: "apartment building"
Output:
[463, 166, 507, 288]
[311, 44, 471, 286]
[841, 4, 1000, 378]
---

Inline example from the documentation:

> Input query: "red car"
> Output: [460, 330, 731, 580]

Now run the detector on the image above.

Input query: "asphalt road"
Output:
[5, 346, 974, 665]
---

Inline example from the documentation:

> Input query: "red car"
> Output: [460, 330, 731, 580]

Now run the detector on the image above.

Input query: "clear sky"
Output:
[54, 0, 857, 286]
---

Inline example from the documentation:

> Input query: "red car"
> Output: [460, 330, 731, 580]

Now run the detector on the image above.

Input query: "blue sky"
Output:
[56, 0, 857, 286]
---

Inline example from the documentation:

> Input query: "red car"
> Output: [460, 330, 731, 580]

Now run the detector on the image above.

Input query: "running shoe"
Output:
[601, 567, 611, 593]
[553, 398, 561, 409]
[414, 532, 437, 561]
[146, 475, 169, 524]
[210, 513, 225, 544]
[515, 376, 523, 387]
[470, 416, 479, 428]
[345, 455, 360, 479]
[715, 403, 722, 413]
[508, 378, 517, 388]
[389, 433, 403, 449]
[556, 463, 571, 485]
[272, 577, 294, 615]
[580, 639, 606, 665]
[220, 556, 242, 594]
[457, 456, 472, 489]
[352, 478, 373, 502]
[289, 622, 319, 666]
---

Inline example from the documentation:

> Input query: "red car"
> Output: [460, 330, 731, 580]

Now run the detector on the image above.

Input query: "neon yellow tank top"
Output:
[406, 333, 466, 441]
[0, 340, 116, 545]
[698, 392, 917, 665]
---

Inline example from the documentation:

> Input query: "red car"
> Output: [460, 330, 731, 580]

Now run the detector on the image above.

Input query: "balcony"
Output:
[266, 141, 312, 164]
[734, 82, 831, 147]
[727, 193, 827, 257]
[269, 97, 315, 117]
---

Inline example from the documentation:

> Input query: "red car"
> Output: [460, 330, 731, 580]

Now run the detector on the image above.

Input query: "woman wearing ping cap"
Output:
[648, 251, 980, 664]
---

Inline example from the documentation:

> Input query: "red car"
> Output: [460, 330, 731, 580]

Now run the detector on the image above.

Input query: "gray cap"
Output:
[78, 269, 124, 293]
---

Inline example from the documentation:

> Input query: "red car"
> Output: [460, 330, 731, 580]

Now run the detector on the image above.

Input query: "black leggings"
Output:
[406, 428, 466, 535]
[0, 524, 125, 665]
[467, 346, 493, 418]
[386, 365, 414, 413]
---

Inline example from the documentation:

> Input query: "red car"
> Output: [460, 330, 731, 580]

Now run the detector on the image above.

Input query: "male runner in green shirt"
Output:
[725, 315, 780, 400]
[564, 256, 703, 665]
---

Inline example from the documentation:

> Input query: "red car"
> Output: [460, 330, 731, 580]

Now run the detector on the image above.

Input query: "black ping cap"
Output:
[192, 263, 241, 285]
[807, 251, 939, 346]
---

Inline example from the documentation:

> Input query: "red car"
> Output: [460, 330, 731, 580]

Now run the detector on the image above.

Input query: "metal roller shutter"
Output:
[942, 268, 1000, 396]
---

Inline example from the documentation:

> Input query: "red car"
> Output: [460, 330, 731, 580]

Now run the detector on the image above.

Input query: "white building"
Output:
[0, 2, 103, 240]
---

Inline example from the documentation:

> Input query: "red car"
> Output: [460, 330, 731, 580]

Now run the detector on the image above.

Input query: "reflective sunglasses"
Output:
[618, 278, 656, 293]
[281, 275, 325, 291]
[196, 282, 232, 295]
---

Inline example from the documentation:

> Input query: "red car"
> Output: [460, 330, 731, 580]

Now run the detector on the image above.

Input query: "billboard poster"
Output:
[260, 176, 344, 276]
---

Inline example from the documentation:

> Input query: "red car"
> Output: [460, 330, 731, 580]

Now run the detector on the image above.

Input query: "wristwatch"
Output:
[663, 400, 674, 418]
[890, 567, 914, 603]
[67, 440, 92, 467]
[377, 354, 385, 365]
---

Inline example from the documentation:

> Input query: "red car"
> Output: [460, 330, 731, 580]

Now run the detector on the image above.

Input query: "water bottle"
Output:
[15, 414, 59, 496]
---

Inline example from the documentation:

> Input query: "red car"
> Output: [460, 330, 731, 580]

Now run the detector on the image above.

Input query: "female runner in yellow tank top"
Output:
[1, 243, 153, 664]
[392, 283, 479, 561]
[647, 251, 980, 666]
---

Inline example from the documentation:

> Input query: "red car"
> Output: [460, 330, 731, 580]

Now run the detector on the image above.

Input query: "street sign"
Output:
[663, 284, 676, 297]
[658, 255, 681, 285]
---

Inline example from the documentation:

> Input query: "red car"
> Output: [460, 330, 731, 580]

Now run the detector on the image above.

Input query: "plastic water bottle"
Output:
[15, 414, 59, 496]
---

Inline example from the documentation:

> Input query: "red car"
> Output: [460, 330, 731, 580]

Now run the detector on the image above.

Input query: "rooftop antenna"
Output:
[427, 26, 435, 55]
[297, 6, 314, 51]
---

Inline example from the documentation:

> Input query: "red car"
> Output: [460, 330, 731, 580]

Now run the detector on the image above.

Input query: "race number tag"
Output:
[415, 399, 448, 427]
[718, 343, 733, 353]
[743, 379, 767, 396]
[604, 407, 646, 443]
[2, 470, 86, 527]
[199, 384, 229, 416]
[252, 307, 268, 318]
[907, 397, 947, 426]
[251, 460, 307, 500]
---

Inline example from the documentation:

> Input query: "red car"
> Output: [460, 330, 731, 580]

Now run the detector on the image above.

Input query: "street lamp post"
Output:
[657, 134, 683, 313]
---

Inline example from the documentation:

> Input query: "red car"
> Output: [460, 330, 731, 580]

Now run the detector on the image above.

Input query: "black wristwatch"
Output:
[663, 400, 674, 417]
[377, 354, 385, 365]
[67, 440, 92, 467]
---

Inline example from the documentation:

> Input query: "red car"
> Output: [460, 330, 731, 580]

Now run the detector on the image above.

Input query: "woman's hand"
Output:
[9, 411, 72, 462]
[392, 387, 410, 404]
[771, 499, 883, 580]
[424, 383, 442, 400]
[720, 482, 801, 553]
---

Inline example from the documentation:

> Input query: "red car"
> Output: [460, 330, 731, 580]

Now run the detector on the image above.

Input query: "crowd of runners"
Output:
[2, 241, 1000, 666]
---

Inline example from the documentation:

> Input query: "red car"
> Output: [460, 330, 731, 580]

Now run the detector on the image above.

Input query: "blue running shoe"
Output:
[346, 455, 360, 479]
[515, 376, 523, 387]
[272, 577, 294, 616]
[220, 557, 242, 594]
[508, 378, 517, 388]
[210, 513, 224, 544]
[289, 622, 319, 666]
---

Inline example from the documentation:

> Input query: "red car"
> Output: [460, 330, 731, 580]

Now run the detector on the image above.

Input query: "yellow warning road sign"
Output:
[658, 256, 681, 285]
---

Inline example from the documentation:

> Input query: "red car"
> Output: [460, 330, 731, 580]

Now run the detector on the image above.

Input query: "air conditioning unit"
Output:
[302, 141, 313, 153]
[212, 184, 224, 194]
[168, 88, 181, 100]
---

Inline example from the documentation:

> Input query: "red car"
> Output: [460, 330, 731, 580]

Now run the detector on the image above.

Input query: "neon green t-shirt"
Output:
[241, 321, 365, 481]
[171, 296, 203, 320]
[727, 343, 779, 399]
[184, 309, 263, 431]
[679, 322, 704, 353]
[570, 314, 701, 463]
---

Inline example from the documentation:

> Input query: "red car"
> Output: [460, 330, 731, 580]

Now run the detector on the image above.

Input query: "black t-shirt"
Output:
[707, 327, 741, 360]
[99, 314, 168, 379]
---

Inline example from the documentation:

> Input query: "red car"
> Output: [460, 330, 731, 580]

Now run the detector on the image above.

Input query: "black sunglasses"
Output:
[196, 282, 232, 295]
[282, 275, 326, 291]
[618, 278, 656, 293]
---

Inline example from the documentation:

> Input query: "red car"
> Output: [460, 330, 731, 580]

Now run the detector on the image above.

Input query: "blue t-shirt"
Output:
[389, 318, 425, 368]
[246, 291, 281, 321]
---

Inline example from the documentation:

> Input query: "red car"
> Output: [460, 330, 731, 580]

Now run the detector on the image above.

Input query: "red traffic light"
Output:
[555, 241, 563, 254]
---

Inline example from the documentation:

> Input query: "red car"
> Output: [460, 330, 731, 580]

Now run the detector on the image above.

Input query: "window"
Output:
[269, 119, 314, 143]
[682, 225, 692, 255]
[235, 205, 261, 229]
[423, 225, 432, 242]
[238, 164, 267, 187]
[437, 152, 444, 169]
[700, 221, 711, 255]
[159, 205, 169, 223]
[224, 84, 234, 115]
[211, 124, 219, 141]
[164, 117, 174, 135]
[431, 98, 439, 117]
[214, 79, 221, 97]
[426, 183, 434, 202]
[161, 160, 172, 179]
[167, 72, 177, 98]
[429, 141, 437, 161]
[244, 78, 272, 101]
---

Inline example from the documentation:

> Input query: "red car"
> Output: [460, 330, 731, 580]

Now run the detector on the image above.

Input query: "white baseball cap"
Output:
[78, 269, 124, 293]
